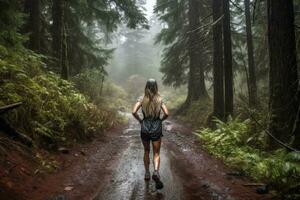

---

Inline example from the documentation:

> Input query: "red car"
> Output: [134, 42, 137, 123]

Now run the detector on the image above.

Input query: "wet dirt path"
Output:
[24, 114, 271, 200]
[96, 118, 183, 200]
[95, 115, 271, 200]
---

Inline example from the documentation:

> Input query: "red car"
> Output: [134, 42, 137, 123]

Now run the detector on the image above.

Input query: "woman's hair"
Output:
[142, 79, 162, 118]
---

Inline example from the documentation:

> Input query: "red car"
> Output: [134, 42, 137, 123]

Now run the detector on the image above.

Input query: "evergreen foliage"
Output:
[0, 0, 148, 77]
[0, 0, 26, 47]
[0, 46, 122, 148]
[155, 0, 211, 108]
[154, 0, 188, 87]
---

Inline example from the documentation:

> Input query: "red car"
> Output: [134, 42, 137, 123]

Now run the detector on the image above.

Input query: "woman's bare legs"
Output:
[152, 139, 163, 189]
[152, 139, 161, 171]
[142, 140, 150, 173]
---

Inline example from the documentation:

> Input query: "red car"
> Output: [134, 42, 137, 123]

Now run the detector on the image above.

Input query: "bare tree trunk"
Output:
[52, 0, 63, 67]
[223, 0, 234, 118]
[52, 0, 69, 79]
[244, 0, 257, 108]
[292, 87, 300, 148]
[100, 74, 105, 96]
[267, 0, 298, 148]
[24, 0, 41, 52]
[61, 23, 69, 80]
[212, 0, 224, 120]
[186, 0, 209, 106]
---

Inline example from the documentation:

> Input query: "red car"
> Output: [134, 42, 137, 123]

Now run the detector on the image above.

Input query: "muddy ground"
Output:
[0, 114, 272, 200]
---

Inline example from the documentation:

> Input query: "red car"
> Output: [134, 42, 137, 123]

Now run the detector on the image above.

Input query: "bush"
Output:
[195, 118, 300, 199]
[72, 69, 129, 110]
[161, 86, 186, 111]
[178, 99, 212, 127]
[0, 46, 121, 148]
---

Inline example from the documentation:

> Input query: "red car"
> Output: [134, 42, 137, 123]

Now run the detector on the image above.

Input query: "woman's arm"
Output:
[132, 101, 142, 123]
[161, 103, 169, 121]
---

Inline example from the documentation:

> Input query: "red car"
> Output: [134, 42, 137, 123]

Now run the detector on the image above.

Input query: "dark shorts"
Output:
[141, 132, 163, 141]
[140, 118, 163, 141]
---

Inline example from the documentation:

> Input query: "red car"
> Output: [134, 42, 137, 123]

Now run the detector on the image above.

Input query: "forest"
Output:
[0, 0, 299, 199]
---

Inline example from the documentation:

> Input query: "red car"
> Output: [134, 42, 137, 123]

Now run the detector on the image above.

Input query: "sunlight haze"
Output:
[145, 0, 156, 19]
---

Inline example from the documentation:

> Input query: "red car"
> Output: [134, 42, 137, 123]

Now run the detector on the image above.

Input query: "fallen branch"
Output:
[239, 98, 300, 152]
[0, 118, 33, 147]
[0, 102, 22, 115]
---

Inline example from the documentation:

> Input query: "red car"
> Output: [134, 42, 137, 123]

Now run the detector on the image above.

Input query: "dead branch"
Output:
[0, 102, 22, 115]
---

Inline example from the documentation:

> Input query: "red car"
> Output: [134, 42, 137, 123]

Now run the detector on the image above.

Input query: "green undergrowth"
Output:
[195, 117, 300, 199]
[177, 99, 212, 127]
[72, 69, 129, 110]
[0, 45, 124, 149]
[161, 87, 186, 111]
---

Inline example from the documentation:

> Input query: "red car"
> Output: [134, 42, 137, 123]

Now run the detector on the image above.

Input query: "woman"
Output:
[132, 79, 169, 190]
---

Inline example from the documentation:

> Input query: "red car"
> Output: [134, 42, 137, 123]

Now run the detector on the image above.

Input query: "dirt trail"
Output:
[25, 114, 271, 200]
[96, 116, 271, 200]
[96, 117, 183, 200]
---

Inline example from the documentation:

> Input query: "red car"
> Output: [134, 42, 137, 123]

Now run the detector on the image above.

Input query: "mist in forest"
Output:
[104, 0, 168, 102]
[1, 0, 300, 199]
[108, 17, 162, 85]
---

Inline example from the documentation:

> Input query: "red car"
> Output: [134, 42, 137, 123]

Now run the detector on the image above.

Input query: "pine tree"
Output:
[212, 0, 224, 120]
[186, 0, 209, 103]
[0, 0, 25, 47]
[155, 0, 187, 88]
[52, 0, 68, 79]
[155, 0, 209, 111]
[267, 0, 299, 148]
[244, 0, 257, 108]
[223, 0, 234, 117]
[23, 0, 41, 52]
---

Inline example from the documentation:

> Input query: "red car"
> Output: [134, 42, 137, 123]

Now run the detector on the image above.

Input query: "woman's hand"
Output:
[132, 101, 142, 123]
[161, 103, 169, 121]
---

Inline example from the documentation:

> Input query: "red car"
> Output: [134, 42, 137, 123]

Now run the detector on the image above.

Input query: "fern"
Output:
[195, 118, 300, 199]
[0, 45, 123, 148]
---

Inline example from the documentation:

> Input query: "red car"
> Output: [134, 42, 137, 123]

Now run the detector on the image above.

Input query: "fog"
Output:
[108, 22, 162, 84]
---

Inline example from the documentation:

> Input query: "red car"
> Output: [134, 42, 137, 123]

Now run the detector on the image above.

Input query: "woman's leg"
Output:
[151, 138, 164, 189]
[142, 140, 150, 172]
[152, 139, 161, 171]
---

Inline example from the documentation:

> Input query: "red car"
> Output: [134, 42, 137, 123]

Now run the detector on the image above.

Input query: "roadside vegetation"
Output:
[196, 117, 300, 199]
[0, 46, 126, 149]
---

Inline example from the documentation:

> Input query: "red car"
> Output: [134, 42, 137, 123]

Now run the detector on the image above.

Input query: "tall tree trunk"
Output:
[267, 0, 298, 148]
[61, 23, 69, 80]
[212, 0, 224, 120]
[186, 0, 209, 106]
[223, 0, 234, 118]
[24, 0, 41, 52]
[293, 88, 300, 148]
[52, 0, 69, 79]
[244, 0, 257, 108]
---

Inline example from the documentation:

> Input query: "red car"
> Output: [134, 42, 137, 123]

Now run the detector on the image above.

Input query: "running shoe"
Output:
[152, 171, 163, 189]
